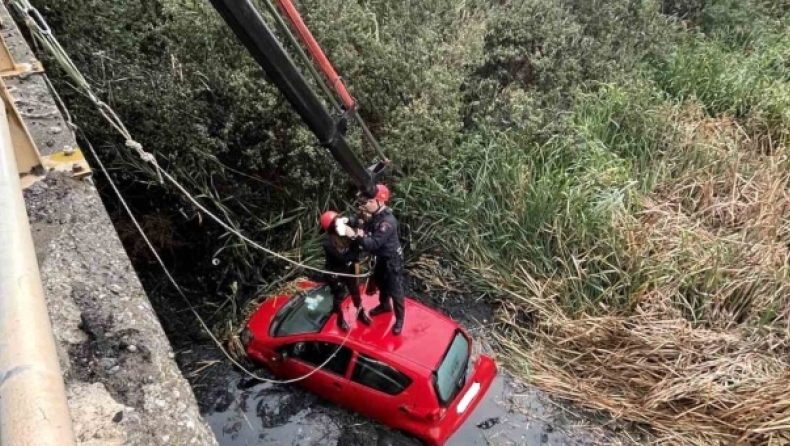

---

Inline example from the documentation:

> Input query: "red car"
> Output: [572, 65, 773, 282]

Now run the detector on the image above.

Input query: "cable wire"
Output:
[19, 0, 365, 384]
[11, 0, 371, 279]
[82, 129, 355, 385]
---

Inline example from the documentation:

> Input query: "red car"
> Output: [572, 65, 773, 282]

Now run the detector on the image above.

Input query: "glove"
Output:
[335, 218, 348, 236]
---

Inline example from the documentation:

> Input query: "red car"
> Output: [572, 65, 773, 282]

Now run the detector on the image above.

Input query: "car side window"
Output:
[351, 354, 412, 395]
[285, 341, 352, 376]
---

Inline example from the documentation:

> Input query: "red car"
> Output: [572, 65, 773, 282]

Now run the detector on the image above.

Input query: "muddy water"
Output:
[203, 379, 341, 445]
[194, 293, 623, 446]
[448, 376, 569, 446]
[203, 371, 592, 446]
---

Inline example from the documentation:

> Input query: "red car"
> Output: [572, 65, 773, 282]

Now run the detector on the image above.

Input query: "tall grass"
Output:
[403, 2, 790, 443]
[405, 117, 638, 314]
[655, 6, 790, 144]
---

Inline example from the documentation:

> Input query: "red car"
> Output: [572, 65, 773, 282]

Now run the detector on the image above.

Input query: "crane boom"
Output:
[207, 0, 380, 197]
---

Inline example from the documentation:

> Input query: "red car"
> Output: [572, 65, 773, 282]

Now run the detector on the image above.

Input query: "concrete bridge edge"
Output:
[2, 2, 220, 445]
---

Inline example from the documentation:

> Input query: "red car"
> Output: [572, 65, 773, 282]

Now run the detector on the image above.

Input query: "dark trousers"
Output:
[328, 275, 361, 316]
[372, 256, 405, 322]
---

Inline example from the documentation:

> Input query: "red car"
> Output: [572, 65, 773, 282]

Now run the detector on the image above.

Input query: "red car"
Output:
[240, 280, 498, 445]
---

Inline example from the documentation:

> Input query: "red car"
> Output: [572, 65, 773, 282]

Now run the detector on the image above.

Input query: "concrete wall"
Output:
[2, 2, 218, 445]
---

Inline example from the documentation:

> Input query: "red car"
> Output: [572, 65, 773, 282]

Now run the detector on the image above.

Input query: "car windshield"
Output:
[274, 285, 334, 337]
[434, 331, 470, 405]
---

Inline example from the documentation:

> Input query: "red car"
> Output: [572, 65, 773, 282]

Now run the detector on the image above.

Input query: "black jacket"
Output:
[359, 207, 402, 259]
[322, 236, 360, 274]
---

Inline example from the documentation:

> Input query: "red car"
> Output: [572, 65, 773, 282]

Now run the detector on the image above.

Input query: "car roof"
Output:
[322, 292, 462, 372]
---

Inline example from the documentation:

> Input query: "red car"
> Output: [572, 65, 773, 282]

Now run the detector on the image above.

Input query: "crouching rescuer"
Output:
[355, 184, 406, 336]
[320, 211, 373, 332]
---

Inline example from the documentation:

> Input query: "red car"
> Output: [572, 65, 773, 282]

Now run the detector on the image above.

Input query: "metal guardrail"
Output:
[0, 5, 77, 445]
[0, 93, 76, 446]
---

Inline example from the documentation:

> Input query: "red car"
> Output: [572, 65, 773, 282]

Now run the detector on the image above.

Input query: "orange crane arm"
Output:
[275, 0, 356, 111]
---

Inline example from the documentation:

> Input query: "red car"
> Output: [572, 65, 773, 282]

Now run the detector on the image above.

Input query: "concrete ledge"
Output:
[25, 174, 217, 446]
[2, 2, 218, 445]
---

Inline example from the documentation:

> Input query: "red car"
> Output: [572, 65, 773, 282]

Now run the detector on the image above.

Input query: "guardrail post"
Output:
[0, 96, 76, 445]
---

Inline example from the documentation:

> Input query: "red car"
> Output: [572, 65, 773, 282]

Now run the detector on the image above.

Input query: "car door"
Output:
[343, 352, 414, 427]
[276, 340, 353, 406]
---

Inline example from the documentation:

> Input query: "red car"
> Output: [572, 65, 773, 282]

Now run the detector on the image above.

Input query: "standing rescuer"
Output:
[320, 210, 372, 332]
[352, 184, 407, 335]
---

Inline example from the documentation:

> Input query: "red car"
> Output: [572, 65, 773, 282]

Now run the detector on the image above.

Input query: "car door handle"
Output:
[332, 382, 342, 389]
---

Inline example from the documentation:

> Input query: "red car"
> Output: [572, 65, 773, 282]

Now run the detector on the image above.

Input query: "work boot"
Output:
[392, 319, 403, 336]
[369, 305, 392, 317]
[357, 309, 372, 326]
[337, 316, 349, 332]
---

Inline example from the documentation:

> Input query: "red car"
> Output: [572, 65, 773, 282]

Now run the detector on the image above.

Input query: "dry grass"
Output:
[407, 254, 465, 293]
[493, 105, 790, 444]
[498, 313, 790, 445]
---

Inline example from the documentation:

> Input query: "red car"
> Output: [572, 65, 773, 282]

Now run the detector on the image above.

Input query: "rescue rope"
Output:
[28, 32, 354, 386]
[83, 131, 354, 384]
[13, 0, 369, 385]
[11, 0, 371, 279]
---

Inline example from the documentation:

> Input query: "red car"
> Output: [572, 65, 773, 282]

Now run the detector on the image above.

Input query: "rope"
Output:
[156, 163, 369, 278]
[80, 130, 354, 384]
[12, 0, 371, 279]
[24, 0, 356, 387]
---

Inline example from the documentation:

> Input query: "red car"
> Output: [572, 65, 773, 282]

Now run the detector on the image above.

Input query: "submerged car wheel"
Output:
[376, 429, 425, 446]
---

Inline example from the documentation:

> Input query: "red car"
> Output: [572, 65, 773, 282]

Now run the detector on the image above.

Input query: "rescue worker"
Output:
[353, 184, 407, 335]
[319, 210, 372, 332]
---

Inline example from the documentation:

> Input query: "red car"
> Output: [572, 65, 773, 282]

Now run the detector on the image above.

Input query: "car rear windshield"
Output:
[434, 331, 470, 406]
[273, 286, 334, 336]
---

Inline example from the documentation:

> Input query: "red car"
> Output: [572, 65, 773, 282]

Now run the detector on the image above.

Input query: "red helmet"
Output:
[374, 184, 390, 202]
[319, 211, 338, 231]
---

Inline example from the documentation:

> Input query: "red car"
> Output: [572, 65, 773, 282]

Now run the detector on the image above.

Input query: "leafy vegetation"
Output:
[26, 0, 790, 443]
